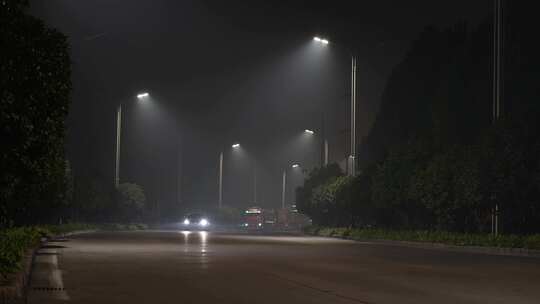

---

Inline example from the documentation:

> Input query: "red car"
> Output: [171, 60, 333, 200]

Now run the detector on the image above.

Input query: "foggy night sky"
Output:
[30, 0, 491, 214]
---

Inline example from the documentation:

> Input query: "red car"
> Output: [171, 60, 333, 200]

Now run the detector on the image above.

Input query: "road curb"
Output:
[310, 234, 540, 258]
[0, 229, 96, 304]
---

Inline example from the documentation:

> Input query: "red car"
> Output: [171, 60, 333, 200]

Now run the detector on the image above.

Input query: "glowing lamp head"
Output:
[232, 143, 240, 148]
[313, 37, 329, 45]
[183, 219, 190, 225]
[292, 164, 300, 168]
[304, 129, 315, 135]
[137, 92, 149, 99]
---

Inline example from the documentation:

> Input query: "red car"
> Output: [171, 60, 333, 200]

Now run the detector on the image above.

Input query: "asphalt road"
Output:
[28, 230, 540, 304]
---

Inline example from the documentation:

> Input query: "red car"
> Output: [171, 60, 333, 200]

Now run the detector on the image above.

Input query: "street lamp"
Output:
[303, 128, 329, 167]
[218, 142, 241, 208]
[137, 92, 149, 99]
[313, 36, 357, 176]
[115, 91, 150, 188]
[282, 163, 302, 209]
[313, 37, 329, 45]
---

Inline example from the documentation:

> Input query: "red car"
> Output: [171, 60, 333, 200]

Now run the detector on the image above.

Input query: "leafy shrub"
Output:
[100, 223, 148, 231]
[0, 227, 44, 279]
[310, 227, 540, 250]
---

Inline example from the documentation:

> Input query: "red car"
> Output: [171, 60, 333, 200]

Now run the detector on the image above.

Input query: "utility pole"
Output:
[218, 151, 223, 208]
[253, 165, 257, 204]
[491, 0, 503, 236]
[281, 170, 286, 209]
[349, 55, 357, 176]
[177, 134, 183, 208]
[321, 112, 329, 167]
[115, 104, 122, 188]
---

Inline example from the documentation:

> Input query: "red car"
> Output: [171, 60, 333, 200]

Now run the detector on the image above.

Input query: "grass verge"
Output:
[304, 226, 540, 250]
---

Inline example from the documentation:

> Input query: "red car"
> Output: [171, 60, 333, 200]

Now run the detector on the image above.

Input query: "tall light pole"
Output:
[282, 163, 301, 209]
[253, 165, 257, 204]
[304, 129, 328, 167]
[115, 104, 122, 188]
[115, 92, 150, 188]
[218, 143, 240, 208]
[491, 0, 503, 236]
[313, 36, 356, 176]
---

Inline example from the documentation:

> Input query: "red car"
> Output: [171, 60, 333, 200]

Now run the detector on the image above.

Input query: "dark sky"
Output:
[30, 0, 491, 214]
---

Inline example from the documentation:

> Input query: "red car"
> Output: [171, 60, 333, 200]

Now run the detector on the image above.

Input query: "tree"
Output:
[296, 164, 343, 225]
[117, 183, 146, 221]
[0, 0, 71, 226]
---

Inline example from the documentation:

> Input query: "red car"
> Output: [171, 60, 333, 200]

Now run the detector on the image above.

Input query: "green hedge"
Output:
[305, 226, 540, 250]
[0, 227, 45, 279]
[0, 224, 98, 279]
[100, 223, 148, 231]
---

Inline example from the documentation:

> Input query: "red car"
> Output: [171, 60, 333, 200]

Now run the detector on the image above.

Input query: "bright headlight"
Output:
[183, 219, 190, 225]
[199, 219, 209, 226]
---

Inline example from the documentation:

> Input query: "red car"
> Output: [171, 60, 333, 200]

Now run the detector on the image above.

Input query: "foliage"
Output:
[100, 223, 148, 231]
[297, 8, 540, 235]
[0, 224, 97, 279]
[70, 175, 116, 222]
[296, 164, 343, 225]
[0, 227, 43, 279]
[116, 183, 147, 221]
[305, 226, 540, 250]
[0, 0, 72, 226]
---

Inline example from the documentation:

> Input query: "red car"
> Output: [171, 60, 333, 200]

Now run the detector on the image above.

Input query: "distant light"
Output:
[137, 92, 149, 99]
[232, 143, 240, 148]
[305, 129, 315, 135]
[183, 219, 190, 225]
[199, 219, 209, 227]
[313, 37, 329, 45]
[258, 223, 262, 227]
[292, 164, 300, 168]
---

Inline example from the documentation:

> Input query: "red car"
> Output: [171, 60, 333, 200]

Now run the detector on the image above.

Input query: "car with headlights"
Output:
[181, 213, 210, 230]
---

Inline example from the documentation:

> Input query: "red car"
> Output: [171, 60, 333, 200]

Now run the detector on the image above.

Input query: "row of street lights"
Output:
[115, 35, 359, 208]
[114, 100, 309, 210]
[217, 142, 304, 209]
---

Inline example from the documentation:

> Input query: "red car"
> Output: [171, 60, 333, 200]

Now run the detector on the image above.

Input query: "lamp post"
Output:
[218, 143, 240, 208]
[304, 129, 328, 167]
[313, 36, 356, 176]
[115, 92, 150, 188]
[281, 163, 301, 209]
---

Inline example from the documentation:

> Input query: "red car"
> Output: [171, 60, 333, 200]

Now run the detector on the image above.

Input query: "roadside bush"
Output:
[307, 227, 540, 250]
[100, 223, 148, 231]
[0, 227, 44, 279]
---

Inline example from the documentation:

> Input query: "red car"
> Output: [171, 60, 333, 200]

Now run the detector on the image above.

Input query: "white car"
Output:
[181, 213, 210, 230]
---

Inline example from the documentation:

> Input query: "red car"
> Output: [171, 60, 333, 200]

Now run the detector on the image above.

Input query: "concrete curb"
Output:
[310, 234, 540, 258]
[0, 229, 96, 304]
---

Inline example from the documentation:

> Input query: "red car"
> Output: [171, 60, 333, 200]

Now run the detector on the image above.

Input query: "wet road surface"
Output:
[29, 230, 540, 304]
